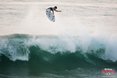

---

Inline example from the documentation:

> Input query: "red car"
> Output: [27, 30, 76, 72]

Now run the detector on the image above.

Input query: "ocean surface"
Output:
[0, 0, 117, 78]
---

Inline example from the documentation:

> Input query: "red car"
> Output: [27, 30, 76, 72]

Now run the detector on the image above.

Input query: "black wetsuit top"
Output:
[48, 7, 54, 11]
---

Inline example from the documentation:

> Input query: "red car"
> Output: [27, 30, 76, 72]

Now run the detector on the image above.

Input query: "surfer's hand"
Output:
[59, 10, 62, 12]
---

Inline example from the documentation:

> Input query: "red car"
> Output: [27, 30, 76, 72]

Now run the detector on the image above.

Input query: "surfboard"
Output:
[46, 8, 55, 22]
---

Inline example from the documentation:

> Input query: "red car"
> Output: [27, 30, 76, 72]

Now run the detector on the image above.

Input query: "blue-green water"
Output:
[0, 34, 117, 78]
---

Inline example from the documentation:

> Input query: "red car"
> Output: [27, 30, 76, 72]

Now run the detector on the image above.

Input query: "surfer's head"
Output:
[54, 6, 57, 10]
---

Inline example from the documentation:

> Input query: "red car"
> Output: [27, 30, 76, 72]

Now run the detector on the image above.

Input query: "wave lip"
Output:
[0, 34, 30, 61]
[0, 34, 117, 67]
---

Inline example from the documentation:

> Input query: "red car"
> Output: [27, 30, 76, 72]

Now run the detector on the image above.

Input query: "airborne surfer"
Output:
[46, 6, 61, 22]
[47, 6, 61, 14]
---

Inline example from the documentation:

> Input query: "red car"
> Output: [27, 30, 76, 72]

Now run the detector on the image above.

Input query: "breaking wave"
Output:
[0, 34, 117, 71]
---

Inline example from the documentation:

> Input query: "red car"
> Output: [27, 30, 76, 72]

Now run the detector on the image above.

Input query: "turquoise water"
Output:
[0, 34, 117, 78]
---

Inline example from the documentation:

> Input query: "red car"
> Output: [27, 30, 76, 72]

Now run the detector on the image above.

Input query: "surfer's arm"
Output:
[54, 9, 62, 12]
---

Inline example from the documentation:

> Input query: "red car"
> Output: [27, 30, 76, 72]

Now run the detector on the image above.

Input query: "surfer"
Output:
[46, 6, 61, 22]
[47, 6, 61, 14]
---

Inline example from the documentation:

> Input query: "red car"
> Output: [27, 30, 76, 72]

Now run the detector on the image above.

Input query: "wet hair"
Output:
[54, 6, 57, 9]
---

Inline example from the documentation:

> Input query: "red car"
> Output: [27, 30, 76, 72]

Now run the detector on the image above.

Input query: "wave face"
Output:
[0, 34, 117, 77]
[0, 34, 117, 64]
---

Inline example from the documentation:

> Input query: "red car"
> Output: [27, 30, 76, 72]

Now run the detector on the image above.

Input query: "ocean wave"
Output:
[0, 34, 117, 68]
